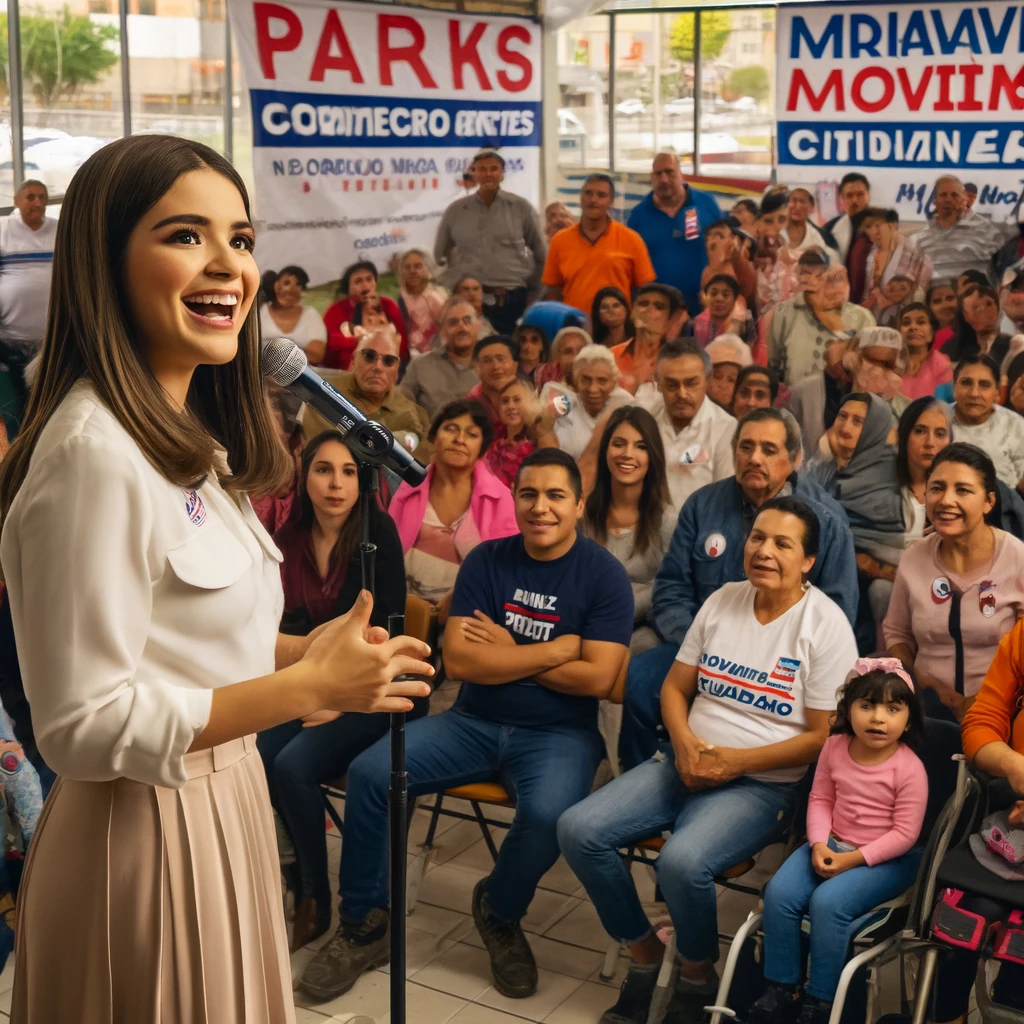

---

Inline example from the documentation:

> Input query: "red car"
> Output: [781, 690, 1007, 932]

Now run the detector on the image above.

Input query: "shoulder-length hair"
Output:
[297, 430, 365, 571]
[896, 396, 952, 488]
[0, 135, 291, 524]
[583, 405, 669, 557]
[590, 286, 634, 346]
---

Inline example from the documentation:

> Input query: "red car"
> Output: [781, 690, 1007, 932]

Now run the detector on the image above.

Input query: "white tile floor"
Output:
[288, 796, 782, 1024]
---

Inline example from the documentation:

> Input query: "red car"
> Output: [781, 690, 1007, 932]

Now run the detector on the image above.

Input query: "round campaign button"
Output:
[704, 532, 726, 558]
[931, 576, 952, 604]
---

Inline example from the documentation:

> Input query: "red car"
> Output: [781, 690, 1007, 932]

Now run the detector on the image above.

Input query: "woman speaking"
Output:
[0, 135, 432, 1023]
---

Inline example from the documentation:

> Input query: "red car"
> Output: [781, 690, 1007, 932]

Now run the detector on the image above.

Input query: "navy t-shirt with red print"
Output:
[449, 533, 633, 729]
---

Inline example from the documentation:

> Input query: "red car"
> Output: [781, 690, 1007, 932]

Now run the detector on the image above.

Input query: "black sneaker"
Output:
[747, 982, 803, 1024]
[661, 967, 719, 1024]
[298, 907, 390, 1003]
[795, 995, 833, 1024]
[472, 877, 538, 998]
[599, 962, 660, 1024]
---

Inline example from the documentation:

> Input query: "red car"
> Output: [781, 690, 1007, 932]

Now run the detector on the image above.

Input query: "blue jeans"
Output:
[619, 643, 677, 771]
[341, 708, 604, 923]
[763, 840, 923, 1000]
[558, 749, 798, 963]
[257, 698, 429, 908]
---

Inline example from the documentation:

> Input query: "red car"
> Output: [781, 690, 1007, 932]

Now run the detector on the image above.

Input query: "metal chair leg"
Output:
[707, 911, 763, 1024]
[827, 937, 898, 1024]
[912, 947, 939, 1024]
[471, 800, 501, 861]
[601, 937, 621, 981]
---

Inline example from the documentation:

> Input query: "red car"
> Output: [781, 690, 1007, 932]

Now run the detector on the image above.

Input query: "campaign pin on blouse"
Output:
[931, 576, 952, 604]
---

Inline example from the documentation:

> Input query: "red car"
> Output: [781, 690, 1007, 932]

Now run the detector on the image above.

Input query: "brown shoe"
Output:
[291, 897, 330, 953]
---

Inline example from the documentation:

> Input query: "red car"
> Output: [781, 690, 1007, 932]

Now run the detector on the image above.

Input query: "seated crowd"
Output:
[5, 151, 1024, 1024]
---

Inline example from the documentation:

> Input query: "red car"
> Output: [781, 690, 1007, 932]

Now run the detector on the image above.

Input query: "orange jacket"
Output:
[962, 617, 1024, 761]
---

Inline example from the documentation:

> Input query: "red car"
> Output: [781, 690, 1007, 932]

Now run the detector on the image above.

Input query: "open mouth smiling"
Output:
[182, 291, 240, 328]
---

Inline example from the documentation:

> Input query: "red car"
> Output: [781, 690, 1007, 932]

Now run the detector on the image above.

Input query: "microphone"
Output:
[262, 338, 427, 487]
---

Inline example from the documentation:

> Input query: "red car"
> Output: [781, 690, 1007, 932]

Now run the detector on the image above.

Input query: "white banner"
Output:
[776, 1, 1024, 223]
[229, 0, 542, 286]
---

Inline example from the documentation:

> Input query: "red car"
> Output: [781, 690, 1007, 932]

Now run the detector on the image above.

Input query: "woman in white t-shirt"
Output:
[559, 496, 858, 1024]
[259, 265, 327, 365]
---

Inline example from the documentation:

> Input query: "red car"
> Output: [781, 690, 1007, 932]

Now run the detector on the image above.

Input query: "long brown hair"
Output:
[297, 431, 364, 571]
[583, 405, 669, 556]
[0, 135, 291, 524]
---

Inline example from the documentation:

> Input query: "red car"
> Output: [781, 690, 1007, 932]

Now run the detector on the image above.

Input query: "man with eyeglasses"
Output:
[400, 298, 481, 419]
[304, 329, 433, 461]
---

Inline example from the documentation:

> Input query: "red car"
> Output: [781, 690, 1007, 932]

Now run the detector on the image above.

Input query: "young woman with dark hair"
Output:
[0, 135, 431, 1022]
[897, 301, 952, 400]
[590, 286, 634, 347]
[259, 264, 326, 366]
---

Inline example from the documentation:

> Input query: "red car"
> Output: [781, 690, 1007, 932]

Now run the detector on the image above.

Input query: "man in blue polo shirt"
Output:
[627, 153, 722, 318]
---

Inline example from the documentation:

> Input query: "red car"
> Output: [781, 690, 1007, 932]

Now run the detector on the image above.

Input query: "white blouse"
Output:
[0, 382, 284, 789]
[259, 303, 326, 351]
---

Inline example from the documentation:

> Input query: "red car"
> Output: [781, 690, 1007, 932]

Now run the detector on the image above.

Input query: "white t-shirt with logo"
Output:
[677, 580, 859, 783]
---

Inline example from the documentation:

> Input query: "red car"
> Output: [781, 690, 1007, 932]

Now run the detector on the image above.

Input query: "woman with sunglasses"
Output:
[302, 328, 433, 462]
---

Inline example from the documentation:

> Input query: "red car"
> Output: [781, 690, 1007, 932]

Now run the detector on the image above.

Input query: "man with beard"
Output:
[617, 407, 858, 769]
[399, 298, 480, 419]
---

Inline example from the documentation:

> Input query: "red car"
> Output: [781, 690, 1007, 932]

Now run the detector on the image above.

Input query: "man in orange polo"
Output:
[542, 174, 655, 315]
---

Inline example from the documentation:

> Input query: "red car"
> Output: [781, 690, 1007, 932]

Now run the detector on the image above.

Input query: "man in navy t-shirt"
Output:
[627, 152, 722, 318]
[300, 449, 633, 1004]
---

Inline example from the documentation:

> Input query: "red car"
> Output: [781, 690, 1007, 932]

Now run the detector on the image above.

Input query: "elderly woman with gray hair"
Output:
[551, 344, 633, 459]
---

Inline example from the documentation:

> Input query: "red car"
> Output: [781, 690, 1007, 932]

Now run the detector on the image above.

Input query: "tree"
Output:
[0, 7, 119, 108]
[669, 10, 733, 64]
[725, 65, 769, 103]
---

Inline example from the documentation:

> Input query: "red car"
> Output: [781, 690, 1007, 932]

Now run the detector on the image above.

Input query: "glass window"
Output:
[3, 5, 124, 207]
[699, 6, 774, 180]
[555, 15, 610, 171]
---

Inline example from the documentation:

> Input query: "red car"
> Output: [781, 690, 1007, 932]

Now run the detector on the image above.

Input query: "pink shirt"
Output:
[883, 530, 1024, 697]
[806, 734, 928, 866]
[900, 347, 953, 401]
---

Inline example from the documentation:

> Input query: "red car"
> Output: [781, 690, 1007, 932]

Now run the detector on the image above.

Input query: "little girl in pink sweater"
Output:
[748, 658, 929, 1024]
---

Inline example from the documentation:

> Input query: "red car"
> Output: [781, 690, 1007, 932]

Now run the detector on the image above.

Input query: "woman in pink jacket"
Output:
[389, 399, 518, 623]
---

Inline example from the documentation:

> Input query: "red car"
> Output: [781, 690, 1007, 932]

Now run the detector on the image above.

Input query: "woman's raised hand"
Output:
[301, 591, 433, 714]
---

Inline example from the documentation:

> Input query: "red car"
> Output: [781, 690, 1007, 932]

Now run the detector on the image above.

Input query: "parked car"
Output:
[615, 98, 647, 116]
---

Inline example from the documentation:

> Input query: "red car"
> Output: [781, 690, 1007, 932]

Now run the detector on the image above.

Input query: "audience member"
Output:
[949, 623, 1024, 1018]
[553, 345, 631, 460]
[898, 302, 952, 400]
[300, 450, 633, 1002]
[536, 326, 590, 390]
[544, 201, 575, 241]
[484, 379, 558, 489]
[782, 187, 837, 259]
[700, 219, 756, 306]
[732, 364, 779, 419]
[399, 298, 479, 419]
[469, 336, 520, 437]
[512, 322, 550, 386]
[398, 249, 447, 358]
[0, 180, 57, 406]
[685, 273, 754, 346]
[999, 265, 1024, 336]
[433, 151, 546, 335]
[944, 285, 1013, 367]
[750, 660, 926, 1024]
[705, 334, 753, 411]
[823, 173, 871, 266]
[886, 442, 1024, 722]
[303, 329, 433, 462]
[259, 431, 423, 951]
[730, 198, 758, 231]
[626, 153, 722, 317]
[619, 409, 858, 769]
[951, 354, 1024, 490]
[454, 275, 498, 338]
[769, 251, 875, 385]
[322, 261, 409, 369]
[806, 391, 896, 494]
[861, 208, 933, 319]
[910, 175, 1003, 284]
[390, 400, 517, 620]
[559, 497, 858, 1024]
[927, 281, 959, 337]
[591, 286, 634, 348]
[637, 339, 736, 514]
[259, 265, 327, 366]
[841, 327, 911, 421]
[544, 174, 655, 315]
[610, 283, 685, 395]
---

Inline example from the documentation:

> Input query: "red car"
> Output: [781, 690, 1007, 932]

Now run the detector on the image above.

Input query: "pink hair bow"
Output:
[847, 656, 914, 691]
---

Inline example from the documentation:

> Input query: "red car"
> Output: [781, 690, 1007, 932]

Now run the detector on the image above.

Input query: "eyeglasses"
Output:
[446, 315, 479, 327]
[359, 349, 400, 369]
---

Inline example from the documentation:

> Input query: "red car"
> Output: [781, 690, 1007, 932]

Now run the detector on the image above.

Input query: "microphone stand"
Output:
[356, 461, 408, 1024]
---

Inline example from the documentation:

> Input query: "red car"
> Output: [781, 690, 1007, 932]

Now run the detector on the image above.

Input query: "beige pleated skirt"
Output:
[10, 735, 296, 1024]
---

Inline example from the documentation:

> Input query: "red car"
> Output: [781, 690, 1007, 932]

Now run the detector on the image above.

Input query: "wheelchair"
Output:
[707, 719, 967, 1024]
